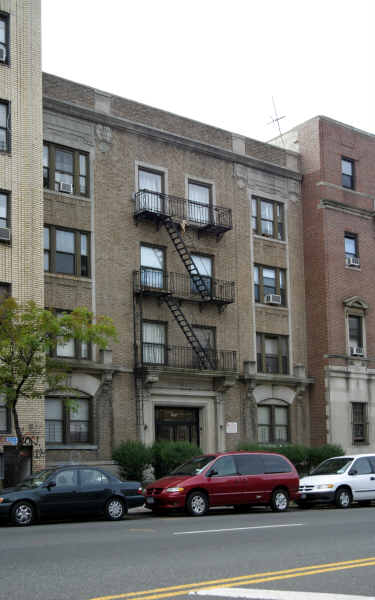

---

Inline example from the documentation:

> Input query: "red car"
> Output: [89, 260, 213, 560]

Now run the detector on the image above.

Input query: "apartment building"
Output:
[272, 116, 375, 453]
[0, 0, 44, 484]
[41, 73, 312, 470]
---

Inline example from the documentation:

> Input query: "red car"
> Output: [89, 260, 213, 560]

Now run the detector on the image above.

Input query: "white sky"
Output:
[41, 0, 375, 142]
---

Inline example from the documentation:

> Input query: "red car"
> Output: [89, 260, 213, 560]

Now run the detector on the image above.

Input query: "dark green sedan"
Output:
[0, 465, 144, 526]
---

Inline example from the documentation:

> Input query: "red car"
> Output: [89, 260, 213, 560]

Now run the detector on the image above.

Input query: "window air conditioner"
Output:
[346, 256, 360, 267]
[351, 347, 364, 356]
[0, 227, 11, 242]
[0, 46, 6, 62]
[59, 182, 73, 194]
[264, 294, 282, 305]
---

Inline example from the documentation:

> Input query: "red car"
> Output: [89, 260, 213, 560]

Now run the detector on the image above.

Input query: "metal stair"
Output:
[162, 217, 211, 300]
[162, 295, 215, 370]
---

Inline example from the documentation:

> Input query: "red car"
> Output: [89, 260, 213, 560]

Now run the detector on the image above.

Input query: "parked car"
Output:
[145, 451, 299, 516]
[298, 454, 375, 508]
[0, 465, 144, 526]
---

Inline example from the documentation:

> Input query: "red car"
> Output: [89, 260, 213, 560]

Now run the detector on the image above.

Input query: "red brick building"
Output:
[273, 116, 375, 451]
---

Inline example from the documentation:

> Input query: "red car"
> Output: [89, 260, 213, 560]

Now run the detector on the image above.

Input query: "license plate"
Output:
[146, 497, 155, 505]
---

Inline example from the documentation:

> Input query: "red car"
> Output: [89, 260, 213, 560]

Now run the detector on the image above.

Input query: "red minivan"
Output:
[145, 451, 299, 516]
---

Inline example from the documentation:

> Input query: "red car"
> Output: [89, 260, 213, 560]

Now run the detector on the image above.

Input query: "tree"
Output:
[0, 298, 117, 460]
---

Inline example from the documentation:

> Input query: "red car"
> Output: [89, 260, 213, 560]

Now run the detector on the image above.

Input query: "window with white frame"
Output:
[142, 321, 166, 365]
[138, 168, 163, 212]
[188, 181, 211, 224]
[140, 244, 165, 289]
[257, 402, 289, 443]
[191, 254, 212, 295]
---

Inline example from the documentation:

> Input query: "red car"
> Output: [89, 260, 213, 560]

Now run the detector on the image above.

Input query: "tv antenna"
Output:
[267, 96, 286, 146]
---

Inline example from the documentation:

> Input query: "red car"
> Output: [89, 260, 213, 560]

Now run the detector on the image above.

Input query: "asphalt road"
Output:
[1, 504, 375, 600]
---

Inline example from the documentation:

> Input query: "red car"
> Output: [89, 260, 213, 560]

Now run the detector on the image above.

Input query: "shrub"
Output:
[112, 440, 153, 482]
[151, 440, 202, 479]
[236, 442, 344, 476]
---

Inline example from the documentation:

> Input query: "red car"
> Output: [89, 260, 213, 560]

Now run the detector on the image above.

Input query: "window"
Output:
[252, 197, 284, 240]
[44, 226, 90, 277]
[352, 403, 368, 444]
[191, 254, 212, 295]
[0, 396, 10, 433]
[80, 469, 110, 487]
[348, 315, 363, 354]
[0, 13, 9, 64]
[258, 404, 289, 443]
[352, 456, 372, 474]
[342, 158, 354, 189]
[188, 181, 212, 224]
[0, 101, 10, 152]
[345, 233, 358, 258]
[45, 396, 92, 444]
[254, 265, 286, 305]
[43, 143, 89, 196]
[138, 167, 164, 212]
[52, 310, 90, 360]
[235, 454, 263, 475]
[0, 190, 9, 229]
[55, 470, 78, 487]
[256, 333, 289, 374]
[263, 454, 292, 473]
[142, 321, 166, 365]
[140, 244, 165, 289]
[211, 455, 237, 476]
[192, 325, 216, 368]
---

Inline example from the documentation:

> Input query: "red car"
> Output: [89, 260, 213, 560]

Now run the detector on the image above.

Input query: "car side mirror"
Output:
[43, 480, 56, 489]
[207, 469, 218, 478]
[349, 469, 358, 476]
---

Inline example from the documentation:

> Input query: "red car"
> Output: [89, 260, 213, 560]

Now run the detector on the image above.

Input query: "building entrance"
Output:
[155, 407, 200, 446]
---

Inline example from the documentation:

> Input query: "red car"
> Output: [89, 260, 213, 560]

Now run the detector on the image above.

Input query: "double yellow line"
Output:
[90, 556, 375, 600]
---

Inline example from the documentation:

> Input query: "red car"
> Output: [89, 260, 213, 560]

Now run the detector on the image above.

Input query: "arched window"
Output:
[257, 399, 289, 443]
[45, 392, 92, 445]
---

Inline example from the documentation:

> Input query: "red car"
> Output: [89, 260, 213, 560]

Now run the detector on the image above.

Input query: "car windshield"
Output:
[169, 455, 216, 476]
[17, 469, 55, 488]
[311, 457, 354, 475]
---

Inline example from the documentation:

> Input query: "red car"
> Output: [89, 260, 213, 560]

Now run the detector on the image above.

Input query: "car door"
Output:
[39, 468, 80, 517]
[76, 468, 113, 513]
[349, 457, 375, 501]
[234, 454, 265, 504]
[204, 455, 241, 506]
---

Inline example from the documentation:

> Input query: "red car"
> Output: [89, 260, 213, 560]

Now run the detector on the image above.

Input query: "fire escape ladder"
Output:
[162, 217, 211, 301]
[162, 295, 215, 370]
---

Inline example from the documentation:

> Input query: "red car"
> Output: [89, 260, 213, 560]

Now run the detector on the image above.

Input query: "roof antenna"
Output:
[267, 96, 286, 146]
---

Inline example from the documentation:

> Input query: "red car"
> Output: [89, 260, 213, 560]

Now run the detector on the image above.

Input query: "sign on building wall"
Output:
[226, 422, 238, 434]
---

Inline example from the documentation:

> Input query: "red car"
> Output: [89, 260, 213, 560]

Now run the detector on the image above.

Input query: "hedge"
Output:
[236, 442, 345, 476]
[151, 440, 202, 479]
[112, 440, 153, 482]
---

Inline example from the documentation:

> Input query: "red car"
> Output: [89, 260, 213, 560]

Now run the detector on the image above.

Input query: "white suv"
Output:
[298, 454, 375, 509]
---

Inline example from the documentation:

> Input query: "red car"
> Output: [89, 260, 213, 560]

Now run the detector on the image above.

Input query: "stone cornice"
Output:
[320, 198, 375, 219]
[43, 97, 302, 182]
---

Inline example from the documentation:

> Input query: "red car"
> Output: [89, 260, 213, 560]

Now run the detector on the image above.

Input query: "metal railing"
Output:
[134, 190, 232, 229]
[141, 343, 237, 371]
[133, 269, 235, 303]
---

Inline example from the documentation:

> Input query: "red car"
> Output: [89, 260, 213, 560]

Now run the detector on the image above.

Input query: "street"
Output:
[1, 505, 375, 600]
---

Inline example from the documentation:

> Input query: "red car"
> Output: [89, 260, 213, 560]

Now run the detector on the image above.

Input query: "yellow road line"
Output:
[89, 556, 375, 600]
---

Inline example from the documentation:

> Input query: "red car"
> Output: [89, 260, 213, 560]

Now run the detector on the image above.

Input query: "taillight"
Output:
[137, 487, 143, 495]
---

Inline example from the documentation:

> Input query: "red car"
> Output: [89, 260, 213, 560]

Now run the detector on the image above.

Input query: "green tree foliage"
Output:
[236, 442, 344, 476]
[151, 441, 202, 479]
[112, 441, 153, 482]
[0, 298, 117, 448]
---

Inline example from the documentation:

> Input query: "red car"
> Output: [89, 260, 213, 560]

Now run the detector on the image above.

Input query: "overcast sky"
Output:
[41, 0, 374, 142]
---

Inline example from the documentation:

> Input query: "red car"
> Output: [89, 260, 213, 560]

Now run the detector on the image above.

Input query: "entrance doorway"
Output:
[155, 407, 200, 446]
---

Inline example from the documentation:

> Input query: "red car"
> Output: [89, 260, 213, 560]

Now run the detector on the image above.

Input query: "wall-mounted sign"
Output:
[5, 437, 18, 445]
[226, 422, 238, 434]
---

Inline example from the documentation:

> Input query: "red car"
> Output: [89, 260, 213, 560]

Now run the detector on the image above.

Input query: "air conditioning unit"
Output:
[59, 182, 73, 194]
[351, 347, 364, 356]
[0, 227, 11, 242]
[346, 256, 360, 268]
[264, 294, 282, 305]
[0, 45, 6, 62]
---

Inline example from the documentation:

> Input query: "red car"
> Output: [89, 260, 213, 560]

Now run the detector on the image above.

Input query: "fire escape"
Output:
[133, 189, 236, 373]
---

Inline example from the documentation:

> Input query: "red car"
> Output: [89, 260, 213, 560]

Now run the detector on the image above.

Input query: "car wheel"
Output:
[186, 491, 209, 516]
[335, 487, 352, 509]
[270, 488, 289, 512]
[105, 497, 126, 521]
[11, 501, 35, 526]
